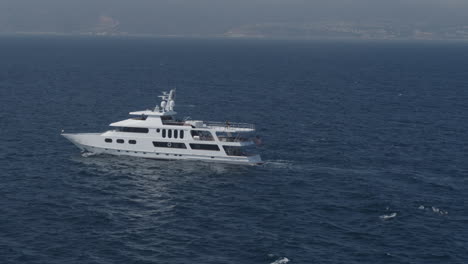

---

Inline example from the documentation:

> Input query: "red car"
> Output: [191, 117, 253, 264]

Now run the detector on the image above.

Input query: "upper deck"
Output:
[110, 118, 255, 133]
[109, 89, 256, 133]
[202, 121, 255, 132]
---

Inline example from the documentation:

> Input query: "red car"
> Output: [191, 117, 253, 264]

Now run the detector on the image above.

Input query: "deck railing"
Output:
[204, 121, 255, 130]
[217, 136, 251, 142]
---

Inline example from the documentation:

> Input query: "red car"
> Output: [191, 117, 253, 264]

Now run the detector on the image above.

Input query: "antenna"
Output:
[156, 88, 177, 113]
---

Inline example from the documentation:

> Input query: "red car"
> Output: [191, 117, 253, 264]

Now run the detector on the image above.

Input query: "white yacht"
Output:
[62, 89, 262, 165]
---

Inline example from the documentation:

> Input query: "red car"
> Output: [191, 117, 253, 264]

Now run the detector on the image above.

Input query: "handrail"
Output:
[217, 136, 251, 142]
[204, 121, 255, 130]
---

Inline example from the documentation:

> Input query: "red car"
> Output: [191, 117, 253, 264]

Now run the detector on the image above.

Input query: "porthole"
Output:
[105, 138, 112, 143]
[117, 139, 124, 144]
[157, 128, 160, 133]
[129, 140, 136, 144]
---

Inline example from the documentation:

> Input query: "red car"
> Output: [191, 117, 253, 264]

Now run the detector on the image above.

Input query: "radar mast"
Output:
[157, 89, 176, 113]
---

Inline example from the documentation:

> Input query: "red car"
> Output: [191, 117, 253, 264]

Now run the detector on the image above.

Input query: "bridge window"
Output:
[117, 127, 149, 133]
[161, 116, 173, 121]
[105, 138, 112, 143]
[152, 141, 187, 149]
[117, 139, 124, 144]
[189, 144, 220, 151]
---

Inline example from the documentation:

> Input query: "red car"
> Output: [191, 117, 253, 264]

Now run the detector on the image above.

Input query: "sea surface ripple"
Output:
[0, 37, 467, 263]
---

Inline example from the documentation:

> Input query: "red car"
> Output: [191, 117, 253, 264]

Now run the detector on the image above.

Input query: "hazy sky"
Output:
[1, 0, 468, 34]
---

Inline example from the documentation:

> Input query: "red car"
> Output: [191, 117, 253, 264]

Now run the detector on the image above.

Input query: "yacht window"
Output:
[156, 129, 160, 133]
[174, 130, 178, 139]
[153, 141, 187, 149]
[216, 131, 249, 142]
[129, 140, 137, 144]
[180, 130, 184, 139]
[133, 115, 147, 121]
[189, 144, 220, 151]
[223, 146, 256, 156]
[105, 138, 112, 143]
[168, 129, 172, 138]
[190, 130, 214, 141]
[162, 129, 166, 138]
[117, 139, 124, 144]
[117, 127, 149, 133]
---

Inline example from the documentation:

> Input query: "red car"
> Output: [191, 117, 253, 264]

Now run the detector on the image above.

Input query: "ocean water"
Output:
[0, 36, 467, 264]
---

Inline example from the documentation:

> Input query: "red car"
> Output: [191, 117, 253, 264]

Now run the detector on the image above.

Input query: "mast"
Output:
[157, 89, 176, 113]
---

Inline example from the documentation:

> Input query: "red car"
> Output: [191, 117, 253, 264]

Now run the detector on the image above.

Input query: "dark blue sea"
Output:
[0, 36, 467, 264]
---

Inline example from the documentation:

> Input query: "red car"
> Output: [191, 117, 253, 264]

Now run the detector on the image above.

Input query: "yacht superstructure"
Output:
[62, 89, 262, 165]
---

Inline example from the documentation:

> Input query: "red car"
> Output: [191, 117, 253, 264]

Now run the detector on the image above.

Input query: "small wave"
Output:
[380, 212, 397, 220]
[431, 206, 448, 215]
[271, 257, 289, 264]
[263, 160, 294, 169]
[418, 205, 448, 215]
[81, 152, 98, 158]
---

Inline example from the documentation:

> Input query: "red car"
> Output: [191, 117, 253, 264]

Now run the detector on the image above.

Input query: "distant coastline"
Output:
[223, 22, 468, 41]
[3, 21, 468, 41]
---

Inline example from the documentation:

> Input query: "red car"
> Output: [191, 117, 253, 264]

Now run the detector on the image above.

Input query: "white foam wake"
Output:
[418, 205, 448, 215]
[380, 212, 397, 220]
[81, 152, 98, 157]
[271, 257, 290, 264]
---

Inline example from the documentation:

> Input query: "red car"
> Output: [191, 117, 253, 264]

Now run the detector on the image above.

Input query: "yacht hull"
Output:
[62, 133, 262, 165]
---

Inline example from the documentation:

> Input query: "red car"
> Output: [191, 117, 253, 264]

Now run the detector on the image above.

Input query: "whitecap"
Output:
[432, 207, 448, 215]
[418, 205, 425, 210]
[271, 257, 290, 264]
[380, 212, 397, 220]
[81, 152, 98, 158]
[263, 160, 294, 169]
